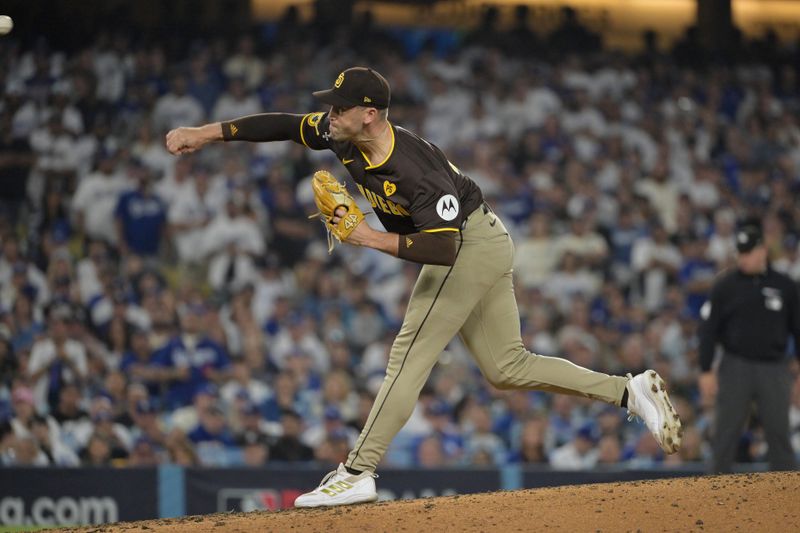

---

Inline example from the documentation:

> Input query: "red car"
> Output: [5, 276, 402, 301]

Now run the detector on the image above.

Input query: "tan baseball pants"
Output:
[346, 204, 628, 472]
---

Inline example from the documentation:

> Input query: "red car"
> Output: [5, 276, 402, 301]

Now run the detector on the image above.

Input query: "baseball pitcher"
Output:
[166, 67, 682, 507]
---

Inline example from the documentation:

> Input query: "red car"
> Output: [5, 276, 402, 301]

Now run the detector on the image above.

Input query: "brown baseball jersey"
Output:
[298, 111, 484, 235]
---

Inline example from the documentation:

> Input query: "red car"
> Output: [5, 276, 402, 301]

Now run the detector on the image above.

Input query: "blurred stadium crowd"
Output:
[1, 7, 800, 471]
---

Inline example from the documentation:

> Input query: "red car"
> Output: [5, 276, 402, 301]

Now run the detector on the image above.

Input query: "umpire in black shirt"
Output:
[699, 222, 800, 473]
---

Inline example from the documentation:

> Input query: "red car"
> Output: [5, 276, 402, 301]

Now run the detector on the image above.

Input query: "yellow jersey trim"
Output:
[422, 228, 459, 233]
[299, 113, 311, 147]
[358, 148, 373, 167]
[363, 123, 395, 170]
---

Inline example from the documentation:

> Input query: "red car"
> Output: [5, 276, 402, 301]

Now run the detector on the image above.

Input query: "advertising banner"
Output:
[0, 468, 158, 527]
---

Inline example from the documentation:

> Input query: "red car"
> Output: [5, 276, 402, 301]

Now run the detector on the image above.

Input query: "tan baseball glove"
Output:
[308, 170, 365, 253]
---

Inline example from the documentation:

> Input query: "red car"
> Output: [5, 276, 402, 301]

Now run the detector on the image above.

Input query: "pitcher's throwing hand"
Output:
[165, 124, 221, 155]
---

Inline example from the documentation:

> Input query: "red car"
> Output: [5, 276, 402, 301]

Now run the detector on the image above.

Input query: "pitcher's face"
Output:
[328, 105, 369, 141]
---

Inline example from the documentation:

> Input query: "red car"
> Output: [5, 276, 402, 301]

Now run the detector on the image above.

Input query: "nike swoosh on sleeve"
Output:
[342, 159, 354, 164]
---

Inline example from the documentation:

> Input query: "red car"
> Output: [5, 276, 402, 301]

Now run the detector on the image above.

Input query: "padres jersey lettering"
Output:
[355, 184, 410, 217]
[299, 112, 483, 234]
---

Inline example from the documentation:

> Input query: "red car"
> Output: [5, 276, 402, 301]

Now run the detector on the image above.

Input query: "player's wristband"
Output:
[397, 231, 457, 266]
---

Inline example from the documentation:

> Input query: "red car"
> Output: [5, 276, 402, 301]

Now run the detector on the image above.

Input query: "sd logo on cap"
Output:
[313, 67, 391, 109]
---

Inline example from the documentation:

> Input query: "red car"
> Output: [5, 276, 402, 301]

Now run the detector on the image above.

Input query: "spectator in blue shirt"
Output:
[261, 371, 308, 423]
[114, 162, 167, 258]
[119, 328, 166, 399]
[418, 400, 463, 465]
[608, 208, 646, 285]
[677, 237, 716, 318]
[187, 403, 235, 446]
[155, 304, 231, 409]
[9, 293, 45, 355]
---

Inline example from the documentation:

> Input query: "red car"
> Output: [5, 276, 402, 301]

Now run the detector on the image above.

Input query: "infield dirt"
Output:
[60, 471, 799, 533]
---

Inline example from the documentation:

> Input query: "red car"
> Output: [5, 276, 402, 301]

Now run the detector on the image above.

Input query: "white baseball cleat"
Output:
[294, 463, 378, 508]
[626, 370, 683, 454]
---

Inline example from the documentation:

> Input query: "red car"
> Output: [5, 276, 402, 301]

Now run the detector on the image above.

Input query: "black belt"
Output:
[461, 201, 493, 230]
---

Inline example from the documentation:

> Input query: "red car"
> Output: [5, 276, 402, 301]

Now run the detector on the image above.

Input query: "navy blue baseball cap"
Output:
[324, 406, 342, 421]
[313, 67, 391, 109]
[194, 383, 219, 398]
[576, 423, 599, 444]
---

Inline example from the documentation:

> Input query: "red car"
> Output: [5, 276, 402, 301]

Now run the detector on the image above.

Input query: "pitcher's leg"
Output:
[458, 271, 628, 405]
[346, 264, 474, 472]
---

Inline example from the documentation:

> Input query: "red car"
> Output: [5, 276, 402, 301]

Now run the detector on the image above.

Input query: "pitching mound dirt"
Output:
[62, 471, 799, 533]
